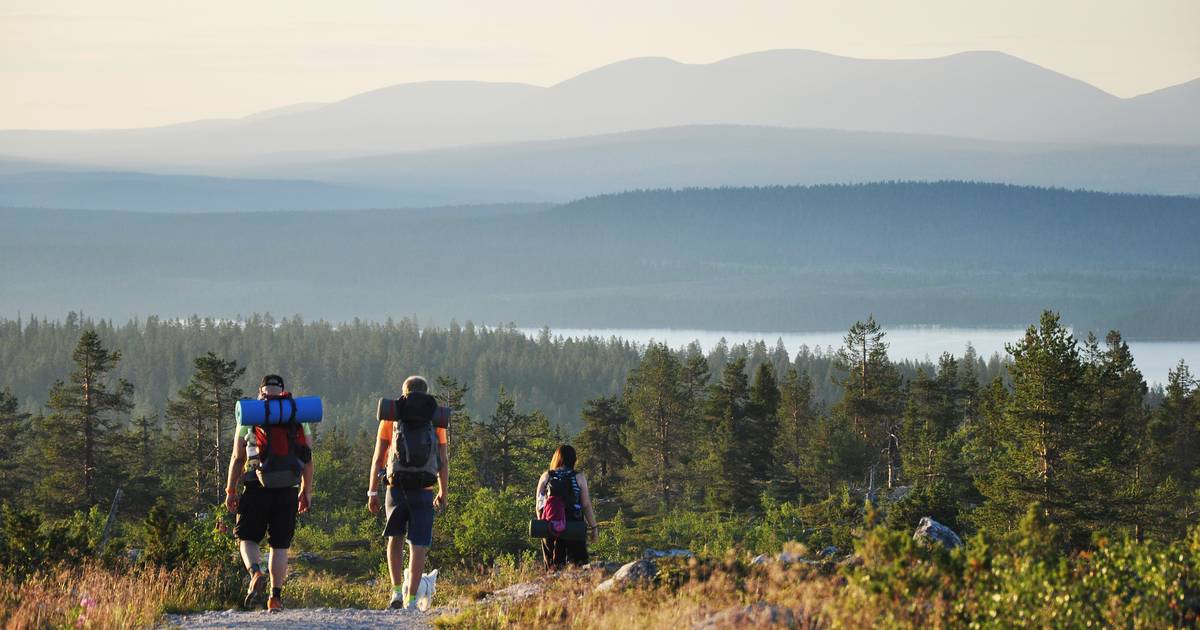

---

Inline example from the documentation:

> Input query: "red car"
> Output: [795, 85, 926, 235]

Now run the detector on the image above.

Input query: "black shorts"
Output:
[235, 484, 299, 549]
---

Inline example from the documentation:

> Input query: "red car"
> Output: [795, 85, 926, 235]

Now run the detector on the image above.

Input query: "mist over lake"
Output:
[522, 326, 1200, 386]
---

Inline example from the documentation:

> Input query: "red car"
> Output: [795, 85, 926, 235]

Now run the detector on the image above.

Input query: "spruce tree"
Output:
[701, 358, 752, 510]
[747, 362, 781, 483]
[622, 343, 692, 511]
[575, 396, 632, 495]
[0, 390, 31, 505]
[41, 330, 134, 511]
[773, 368, 816, 500]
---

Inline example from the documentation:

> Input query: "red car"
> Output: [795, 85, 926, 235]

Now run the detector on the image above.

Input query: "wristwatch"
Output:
[366, 490, 378, 497]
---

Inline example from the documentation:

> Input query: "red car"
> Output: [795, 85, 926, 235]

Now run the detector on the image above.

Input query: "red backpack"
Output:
[251, 393, 312, 488]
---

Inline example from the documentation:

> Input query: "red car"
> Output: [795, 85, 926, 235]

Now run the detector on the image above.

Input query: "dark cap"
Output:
[260, 374, 285, 389]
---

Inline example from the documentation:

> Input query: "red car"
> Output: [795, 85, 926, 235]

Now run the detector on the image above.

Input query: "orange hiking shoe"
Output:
[267, 595, 283, 613]
[244, 572, 268, 610]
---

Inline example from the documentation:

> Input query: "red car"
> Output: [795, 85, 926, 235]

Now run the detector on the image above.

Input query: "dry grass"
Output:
[0, 562, 236, 630]
[434, 557, 851, 629]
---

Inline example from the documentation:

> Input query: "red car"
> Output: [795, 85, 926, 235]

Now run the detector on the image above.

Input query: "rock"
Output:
[584, 561, 622, 574]
[777, 551, 819, 565]
[837, 554, 863, 568]
[490, 580, 544, 603]
[818, 545, 838, 559]
[912, 516, 963, 549]
[595, 559, 657, 592]
[693, 603, 802, 629]
[750, 554, 770, 566]
[888, 485, 913, 502]
[643, 548, 694, 560]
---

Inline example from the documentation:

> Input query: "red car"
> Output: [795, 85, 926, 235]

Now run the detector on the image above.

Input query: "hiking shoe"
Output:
[244, 572, 268, 610]
[388, 591, 406, 610]
[267, 595, 283, 613]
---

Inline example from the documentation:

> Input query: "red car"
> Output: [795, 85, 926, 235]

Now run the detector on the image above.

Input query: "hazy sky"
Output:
[3, 0, 1197, 130]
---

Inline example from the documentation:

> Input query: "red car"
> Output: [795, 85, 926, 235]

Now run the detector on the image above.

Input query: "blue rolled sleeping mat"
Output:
[235, 396, 323, 425]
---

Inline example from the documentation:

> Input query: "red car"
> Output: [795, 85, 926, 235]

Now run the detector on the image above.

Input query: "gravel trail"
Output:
[164, 607, 433, 629]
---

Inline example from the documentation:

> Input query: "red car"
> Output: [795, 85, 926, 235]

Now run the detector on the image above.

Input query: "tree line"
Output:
[2, 310, 1193, 552]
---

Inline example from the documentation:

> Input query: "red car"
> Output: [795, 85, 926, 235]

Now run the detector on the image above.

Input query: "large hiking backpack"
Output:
[251, 393, 311, 488]
[386, 392, 442, 489]
[540, 469, 582, 536]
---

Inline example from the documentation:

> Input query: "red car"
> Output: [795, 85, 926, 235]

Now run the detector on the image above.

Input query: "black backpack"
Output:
[386, 392, 441, 489]
[546, 469, 582, 521]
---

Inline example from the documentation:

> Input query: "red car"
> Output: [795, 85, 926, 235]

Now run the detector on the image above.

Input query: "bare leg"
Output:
[387, 537, 405, 591]
[239, 540, 261, 572]
[270, 548, 288, 589]
[406, 543, 428, 601]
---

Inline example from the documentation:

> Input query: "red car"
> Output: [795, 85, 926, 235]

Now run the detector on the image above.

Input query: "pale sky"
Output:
[2, 0, 1198, 130]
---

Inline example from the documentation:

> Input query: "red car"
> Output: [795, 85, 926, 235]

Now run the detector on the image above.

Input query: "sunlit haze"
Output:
[2, 0, 1197, 130]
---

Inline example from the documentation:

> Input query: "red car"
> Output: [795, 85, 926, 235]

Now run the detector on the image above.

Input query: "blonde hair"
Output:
[402, 375, 429, 395]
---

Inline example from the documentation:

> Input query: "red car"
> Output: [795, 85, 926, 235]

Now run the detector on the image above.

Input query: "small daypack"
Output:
[251, 393, 311, 488]
[386, 392, 442, 489]
[540, 469, 582, 536]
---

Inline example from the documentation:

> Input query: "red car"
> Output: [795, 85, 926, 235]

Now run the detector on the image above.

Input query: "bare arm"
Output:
[367, 426, 387, 513]
[577, 472, 598, 529]
[434, 443, 449, 510]
[224, 433, 247, 512]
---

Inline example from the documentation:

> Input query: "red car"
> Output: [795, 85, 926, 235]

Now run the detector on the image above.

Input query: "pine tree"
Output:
[972, 311, 1092, 544]
[41, 330, 134, 511]
[166, 352, 244, 509]
[622, 343, 693, 511]
[1145, 361, 1199, 536]
[575, 396, 632, 495]
[833, 316, 902, 491]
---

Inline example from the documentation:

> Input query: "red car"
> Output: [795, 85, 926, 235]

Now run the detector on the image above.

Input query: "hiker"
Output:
[535, 444, 599, 570]
[367, 375, 450, 611]
[224, 374, 315, 612]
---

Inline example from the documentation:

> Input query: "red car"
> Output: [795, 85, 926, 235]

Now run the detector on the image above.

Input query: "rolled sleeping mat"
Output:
[235, 396, 323, 425]
[528, 519, 587, 541]
[377, 398, 449, 428]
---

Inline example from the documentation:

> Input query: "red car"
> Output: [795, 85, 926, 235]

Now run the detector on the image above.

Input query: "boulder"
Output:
[693, 603, 802, 629]
[912, 516, 963, 549]
[888, 485, 913, 502]
[490, 580, 544, 603]
[595, 559, 657, 592]
[817, 545, 839, 559]
[750, 554, 771, 566]
[643, 548, 694, 560]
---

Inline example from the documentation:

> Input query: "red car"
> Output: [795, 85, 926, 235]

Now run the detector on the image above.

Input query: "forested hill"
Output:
[3, 181, 1198, 337]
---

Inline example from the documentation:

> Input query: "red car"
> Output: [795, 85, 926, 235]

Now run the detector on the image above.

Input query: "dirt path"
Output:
[163, 607, 433, 629]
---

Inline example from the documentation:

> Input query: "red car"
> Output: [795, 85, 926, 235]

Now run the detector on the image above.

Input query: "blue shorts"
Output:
[383, 487, 434, 547]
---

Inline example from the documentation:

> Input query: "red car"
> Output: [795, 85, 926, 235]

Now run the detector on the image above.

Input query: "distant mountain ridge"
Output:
[1, 50, 1195, 171]
[3, 125, 1198, 210]
[3, 182, 1198, 338]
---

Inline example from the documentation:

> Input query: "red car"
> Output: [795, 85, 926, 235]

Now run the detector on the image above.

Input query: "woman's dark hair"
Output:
[549, 444, 576, 470]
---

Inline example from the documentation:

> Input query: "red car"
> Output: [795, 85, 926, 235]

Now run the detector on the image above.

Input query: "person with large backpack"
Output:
[535, 444, 599, 570]
[223, 374, 315, 612]
[367, 375, 450, 611]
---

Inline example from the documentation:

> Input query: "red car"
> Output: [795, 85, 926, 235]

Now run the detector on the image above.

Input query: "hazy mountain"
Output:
[3, 182, 1197, 338]
[0, 171, 396, 212]
[6, 126, 1198, 211]
[0, 50, 1194, 170]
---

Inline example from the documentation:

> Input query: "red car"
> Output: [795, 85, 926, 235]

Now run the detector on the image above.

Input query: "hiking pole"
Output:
[98, 486, 124, 556]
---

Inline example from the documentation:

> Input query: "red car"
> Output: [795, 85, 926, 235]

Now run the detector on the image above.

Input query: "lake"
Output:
[520, 326, 1200, 386]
